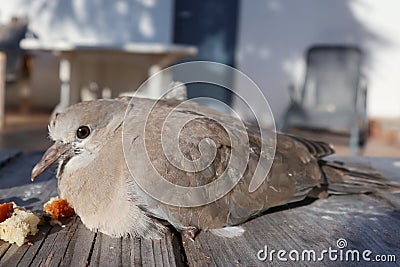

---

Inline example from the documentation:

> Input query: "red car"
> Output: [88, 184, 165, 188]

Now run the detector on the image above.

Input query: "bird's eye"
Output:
[76, 126, 91, 139]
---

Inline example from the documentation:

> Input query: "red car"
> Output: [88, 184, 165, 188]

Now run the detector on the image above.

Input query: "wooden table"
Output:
[0, 151, 399, 266]
[19, 39, 197, 114]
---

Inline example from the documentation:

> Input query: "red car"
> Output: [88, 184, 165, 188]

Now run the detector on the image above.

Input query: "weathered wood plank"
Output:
[0, 152, 58, 213]
[0, 151, 186, 266]
[90, 232, 123, 267]
[140, 238, 156, 266]
[0, 150, 20, 167]
[0, 151, 54, 190]
[0, 241, 11, 259]
[0, 52, 6, 130]
[0, 224, 53, 266]
[183, 194, 400, 266]
[1, 214, 184, 266]
[183, 157, 400, 266]
[0, 241, 23, 265]
[90, 230, 182, 267]
[60, 217, 96, 267]
[163, 231, 185, 266]
[368, 157, 400, 181]
[132, 236, 142, 266]
[0, 178, 58, 212]
[1, 152, 399, 266]
[29, 217, 80, 267]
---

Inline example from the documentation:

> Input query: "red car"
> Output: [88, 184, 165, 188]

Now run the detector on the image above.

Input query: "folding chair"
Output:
[281, 45, 368, 155]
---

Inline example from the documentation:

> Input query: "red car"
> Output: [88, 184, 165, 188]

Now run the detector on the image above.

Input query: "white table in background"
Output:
[20, 39, 197, 113]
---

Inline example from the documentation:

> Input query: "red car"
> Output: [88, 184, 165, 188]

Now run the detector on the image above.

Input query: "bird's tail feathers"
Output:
[321, 160, 400, 195]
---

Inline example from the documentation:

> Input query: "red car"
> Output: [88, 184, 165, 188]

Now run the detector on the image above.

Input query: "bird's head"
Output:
[31, 99, 127, 181]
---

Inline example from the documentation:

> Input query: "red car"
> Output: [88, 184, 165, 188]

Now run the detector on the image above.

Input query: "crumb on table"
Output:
[0, 202, 14, 223]
[44, 197, 75, 218]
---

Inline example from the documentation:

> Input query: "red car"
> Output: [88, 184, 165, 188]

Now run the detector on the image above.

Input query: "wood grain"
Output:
[0, 151, 399, 266]
[183, 158, 400, 266]
[0, 151, 185, 266]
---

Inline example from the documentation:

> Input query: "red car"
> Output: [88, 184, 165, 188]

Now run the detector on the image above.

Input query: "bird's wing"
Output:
[124, 98, 324, 230]
[279, 133, 335, 158]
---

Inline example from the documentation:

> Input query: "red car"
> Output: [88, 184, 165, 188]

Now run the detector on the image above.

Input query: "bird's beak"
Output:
[31, 142, 71, 181]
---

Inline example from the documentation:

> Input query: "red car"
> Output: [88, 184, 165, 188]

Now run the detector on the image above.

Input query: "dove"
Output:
[31, 97, 400, 239]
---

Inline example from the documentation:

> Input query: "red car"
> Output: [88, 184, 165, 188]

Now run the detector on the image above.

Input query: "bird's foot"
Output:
[182, 226, 199, 242]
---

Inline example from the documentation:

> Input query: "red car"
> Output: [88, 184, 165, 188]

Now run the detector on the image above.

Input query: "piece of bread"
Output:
[0, 203, 40, 247]
[0, 202, 14, 223]
[44, 197, 75, 218]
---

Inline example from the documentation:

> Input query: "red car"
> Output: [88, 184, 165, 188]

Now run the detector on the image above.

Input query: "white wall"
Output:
[234, 0, 400, 124]
[2, 0, 399, 117]
[0, 0, 173, 109]
[1, 0, 172, 44]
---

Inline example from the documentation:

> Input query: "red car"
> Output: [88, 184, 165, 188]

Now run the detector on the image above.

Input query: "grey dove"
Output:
[31, 97, 400, 239]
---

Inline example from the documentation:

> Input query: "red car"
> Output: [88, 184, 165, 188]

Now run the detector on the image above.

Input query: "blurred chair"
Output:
[0, 17, 30, 129]
[281, 45, 368, 155]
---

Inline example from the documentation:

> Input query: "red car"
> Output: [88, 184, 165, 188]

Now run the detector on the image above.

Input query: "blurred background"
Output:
[0, 0, 399, 156]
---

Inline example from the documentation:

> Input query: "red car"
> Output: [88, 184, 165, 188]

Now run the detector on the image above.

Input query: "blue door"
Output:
[173, 0, 239, 109]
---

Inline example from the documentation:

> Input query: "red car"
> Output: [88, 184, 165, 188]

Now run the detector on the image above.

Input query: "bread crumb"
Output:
[0, 204, 40, 247]
[44, 197, 75, 218]
[0, 202, 14, 223]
